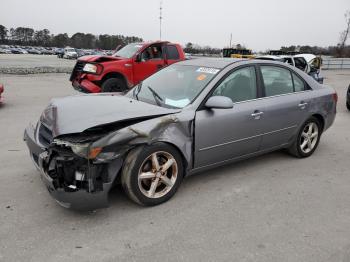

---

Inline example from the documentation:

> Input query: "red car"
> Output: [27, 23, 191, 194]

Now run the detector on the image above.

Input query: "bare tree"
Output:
[338, 10, 350, 57]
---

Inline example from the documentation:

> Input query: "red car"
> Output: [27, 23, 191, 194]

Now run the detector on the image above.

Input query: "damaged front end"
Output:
[24, 123, 124, 211]
[24, 94, 194, 210]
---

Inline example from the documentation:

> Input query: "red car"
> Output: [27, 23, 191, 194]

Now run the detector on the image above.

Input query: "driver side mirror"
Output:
[205, 96, 233, 109]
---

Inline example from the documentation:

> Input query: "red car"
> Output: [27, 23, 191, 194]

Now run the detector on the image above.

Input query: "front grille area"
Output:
[38, 123, 53, 147]
[69, 60, 86, 81]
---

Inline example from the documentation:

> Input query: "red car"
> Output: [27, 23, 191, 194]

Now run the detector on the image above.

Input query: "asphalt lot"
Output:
[0, 70, 349, 262]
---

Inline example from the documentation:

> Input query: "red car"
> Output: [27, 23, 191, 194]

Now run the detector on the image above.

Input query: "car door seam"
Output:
[199, 125, 297, 152]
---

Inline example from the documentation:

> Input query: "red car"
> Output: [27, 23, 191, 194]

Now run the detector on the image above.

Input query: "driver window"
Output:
[141, 45, 163, 62]
[212, 66, 257, 103]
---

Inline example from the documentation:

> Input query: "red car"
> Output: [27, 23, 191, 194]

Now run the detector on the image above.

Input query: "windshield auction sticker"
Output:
[197, 74, 207, 81]
[196, 67, 220, 74]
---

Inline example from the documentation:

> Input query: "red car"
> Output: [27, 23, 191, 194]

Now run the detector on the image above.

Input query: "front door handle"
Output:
[298, 101, 308, 109]
[251, 110, 264, 119]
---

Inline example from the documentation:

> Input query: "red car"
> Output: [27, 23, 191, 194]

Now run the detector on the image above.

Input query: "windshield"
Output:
[126, 64, 220, 108]
[114, 43, 143, 58]
[66, 49, 75, 52]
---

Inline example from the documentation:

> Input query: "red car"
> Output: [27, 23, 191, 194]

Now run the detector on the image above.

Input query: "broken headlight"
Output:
[53, 139, 102, 159]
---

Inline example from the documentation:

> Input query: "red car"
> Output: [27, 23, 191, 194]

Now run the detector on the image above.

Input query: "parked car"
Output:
[26, 48, 42, 55]
[0, 84, 4, 104]
[10, 47, 28, 54]
[63, 47, 78, 59]
[76, 49, 87, 57]
[70, 41, 185, 93]
[34, 47, 52, 55]
[0, 48, 12, 54]
[24, 58, 337, 210]
[347, 84, 350, 111]
[55, 48, 65, 58]
[256, 54, 323, 83]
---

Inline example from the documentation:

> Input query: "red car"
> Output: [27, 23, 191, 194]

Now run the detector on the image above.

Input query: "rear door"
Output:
[133, 44, 166, 84]
[194, 66, 266, 168]
[164, 44, 182, 65]
[258, 65, 311, 150]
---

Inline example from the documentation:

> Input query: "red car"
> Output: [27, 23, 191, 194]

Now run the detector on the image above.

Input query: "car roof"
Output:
[255, 55, 282, 60]
[177, 58, 244, 69]
[294, 54, 316, 63]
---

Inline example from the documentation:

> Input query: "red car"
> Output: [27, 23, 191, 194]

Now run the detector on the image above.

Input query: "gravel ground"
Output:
[0, 71, 349, 262]
[0, 54, 75, 74]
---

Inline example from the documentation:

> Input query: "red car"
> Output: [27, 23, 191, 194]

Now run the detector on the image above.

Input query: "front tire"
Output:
[346, 101, 350, 111]
[288, 117, 322, 158]
[121, 143, 184, 206]
[101, 78, 127, 92]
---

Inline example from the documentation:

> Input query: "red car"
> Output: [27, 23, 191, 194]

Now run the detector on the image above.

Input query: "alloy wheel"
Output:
[137, 151, 178, 199]
[300, 122, 319, 154]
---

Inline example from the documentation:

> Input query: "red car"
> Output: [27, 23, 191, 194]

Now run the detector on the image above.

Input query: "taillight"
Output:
[332, 92, 338, 103]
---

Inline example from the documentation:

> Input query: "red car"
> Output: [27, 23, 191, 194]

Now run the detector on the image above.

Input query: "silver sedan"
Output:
[24, 58, 337, 210]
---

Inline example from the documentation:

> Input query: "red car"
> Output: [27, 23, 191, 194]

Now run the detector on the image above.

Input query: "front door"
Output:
[194, 66, 265, 168]
[133, 45, 165, 84]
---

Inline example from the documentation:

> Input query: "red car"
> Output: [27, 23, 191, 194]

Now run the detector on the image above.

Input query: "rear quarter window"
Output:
[292, 73, 305, 92]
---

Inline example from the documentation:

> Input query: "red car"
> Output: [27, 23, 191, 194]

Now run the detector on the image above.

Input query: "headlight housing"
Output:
[53, 139, 102, 159]
[82, 63, 101, 74]
[71, 143, 102, 159]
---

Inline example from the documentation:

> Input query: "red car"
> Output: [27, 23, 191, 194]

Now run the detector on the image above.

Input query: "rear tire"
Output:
[346, 101, 350, 111]
[101, 78, 127, 92]
[288, 117, 322, 158]
[121, 143, 184, 206]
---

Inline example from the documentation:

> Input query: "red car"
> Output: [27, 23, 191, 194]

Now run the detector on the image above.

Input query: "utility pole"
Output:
[159, 1, 163, 40]
[229, 33, 232, 48]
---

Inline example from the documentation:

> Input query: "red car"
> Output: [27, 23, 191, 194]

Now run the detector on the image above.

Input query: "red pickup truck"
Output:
[70, 41, 185, 93]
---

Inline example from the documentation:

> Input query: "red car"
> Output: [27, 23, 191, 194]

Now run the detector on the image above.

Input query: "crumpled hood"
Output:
[40, 94, 180, 137]
[78, 55, 125, 63]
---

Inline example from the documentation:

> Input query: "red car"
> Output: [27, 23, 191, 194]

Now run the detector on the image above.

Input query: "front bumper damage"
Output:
[24, 124, 123, 211]
[72, 79, 101, 93]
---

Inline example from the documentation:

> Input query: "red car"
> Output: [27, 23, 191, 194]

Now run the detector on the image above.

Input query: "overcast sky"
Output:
[1, 0, 349, 51]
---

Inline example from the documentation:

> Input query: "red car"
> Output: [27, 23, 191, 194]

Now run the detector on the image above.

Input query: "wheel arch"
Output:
[157, 141, 190, 176]
[125, 140, 190, 177]
[311, 113, 325, 132]
[101, 72, 128, 87]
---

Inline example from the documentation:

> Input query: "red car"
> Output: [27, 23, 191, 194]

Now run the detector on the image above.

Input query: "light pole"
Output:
[159, 1, 163, 40]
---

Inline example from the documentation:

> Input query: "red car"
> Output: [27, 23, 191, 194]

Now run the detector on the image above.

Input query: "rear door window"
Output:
[165, 45, 180, 60]
[261, 66, 294, 96]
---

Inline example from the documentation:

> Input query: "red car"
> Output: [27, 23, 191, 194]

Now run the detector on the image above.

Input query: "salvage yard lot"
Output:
[0, 54, 75, 69]
[0, 70, 350, 262]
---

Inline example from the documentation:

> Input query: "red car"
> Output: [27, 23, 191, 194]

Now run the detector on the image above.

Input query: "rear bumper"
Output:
[24, 124, 122, 211]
